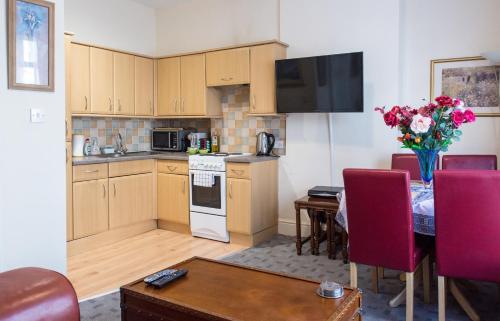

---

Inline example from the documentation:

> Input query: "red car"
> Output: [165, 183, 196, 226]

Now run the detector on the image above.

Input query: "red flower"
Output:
[390, 106, 401, 114]
[383, 112, 399, 128]
[435, 132, 441, 140]
[435, 95, 453, 107]
[451, 110, 465, 127]
[464, 109, 476, 123]
[427, 103, 438, 111]
[453, 99, 463, 107]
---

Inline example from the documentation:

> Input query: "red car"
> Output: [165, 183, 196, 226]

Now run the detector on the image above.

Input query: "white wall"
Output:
[65, 0, 156, 56]
[0, 0, 66, 273]
[155, 0, 279, 55]
[278, 0, 402, 233]
[400, 0, 500, 156]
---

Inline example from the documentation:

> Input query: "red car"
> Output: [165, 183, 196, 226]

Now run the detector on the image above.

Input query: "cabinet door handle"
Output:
[65, 120, 68, 137]
[113, 183, 116, 197]
[118, 99, 122, 111]
[182, 179, 186, 194]
[181, 99, 185, 112]
[231, 169, 244, 176]
[167, 166, 177, 172]
[84, 96, 88, 110]
[109, 97, 113, 111]
[66, 147, 68, 163]
[252, 95, 256, 110]
[173, 99, 177, 113]
[84, 169, 99, 173]
[149, 100, 153, 113]
[221, 77, 233, 81]
[229, 181, 233, 199]
[102, 184, 106, 198]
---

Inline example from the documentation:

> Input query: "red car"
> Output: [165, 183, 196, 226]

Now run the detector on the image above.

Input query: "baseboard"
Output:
[278, 218, 310, 237]
[67, 220, 157, 257]
[157, 220, 191, 234]
[230, 226, 277, 247]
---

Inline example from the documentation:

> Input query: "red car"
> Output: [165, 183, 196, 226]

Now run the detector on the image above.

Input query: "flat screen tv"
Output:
[276, 52, 363, 113]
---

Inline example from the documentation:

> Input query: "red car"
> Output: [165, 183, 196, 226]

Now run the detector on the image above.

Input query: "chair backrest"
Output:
[434, 170, 500, 283]
[391, 153, 440, 180]
[442, 155, 497, 170]
[343, 169, 417, 272]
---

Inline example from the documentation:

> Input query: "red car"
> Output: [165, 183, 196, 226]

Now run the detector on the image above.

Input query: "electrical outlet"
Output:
[30, 108, 46, 123]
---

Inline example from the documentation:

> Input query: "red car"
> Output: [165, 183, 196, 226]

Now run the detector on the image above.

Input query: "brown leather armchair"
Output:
[0, 267, 80, 321]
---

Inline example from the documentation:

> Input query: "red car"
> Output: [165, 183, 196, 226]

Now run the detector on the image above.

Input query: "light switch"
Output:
[30, 108, 46, 123]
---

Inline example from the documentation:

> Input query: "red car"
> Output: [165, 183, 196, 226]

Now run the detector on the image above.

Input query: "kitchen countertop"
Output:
[72, 152, 278, 165]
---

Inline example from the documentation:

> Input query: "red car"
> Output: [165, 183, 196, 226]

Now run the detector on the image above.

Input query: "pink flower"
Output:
[464, 109, 476, 123]
[453, 99, 464, 107]
[383, 112, 399, 128]
[436, 95, 453, 107]
[451, 110, 465, 127]
[390, 106, 401, 114]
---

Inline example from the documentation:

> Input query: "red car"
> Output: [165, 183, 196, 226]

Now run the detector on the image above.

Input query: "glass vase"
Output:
[412, 149, 440, 188]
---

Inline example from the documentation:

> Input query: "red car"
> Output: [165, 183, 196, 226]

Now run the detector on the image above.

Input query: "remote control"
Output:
[143, 269, 177, 284]
[150, 269, 188, 288]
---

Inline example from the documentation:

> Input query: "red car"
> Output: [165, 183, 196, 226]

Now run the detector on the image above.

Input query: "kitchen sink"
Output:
[96, 151, 157, 158]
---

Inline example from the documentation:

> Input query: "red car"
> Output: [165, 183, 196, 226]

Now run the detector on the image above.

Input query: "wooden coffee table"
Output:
[121, 257, 362, 321]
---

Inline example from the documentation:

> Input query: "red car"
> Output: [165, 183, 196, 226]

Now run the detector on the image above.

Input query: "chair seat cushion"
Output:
[0, 267, 80, 321]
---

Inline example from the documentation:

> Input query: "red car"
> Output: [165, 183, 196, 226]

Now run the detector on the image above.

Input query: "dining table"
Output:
[335, 182, 435, 308]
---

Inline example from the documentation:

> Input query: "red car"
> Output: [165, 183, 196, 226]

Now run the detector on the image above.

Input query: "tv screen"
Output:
[276, 52, 363, 113]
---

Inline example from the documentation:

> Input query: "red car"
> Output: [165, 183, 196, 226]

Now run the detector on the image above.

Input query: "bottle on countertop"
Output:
[211, 131, 219, 153]
[83, 138, 91, 156]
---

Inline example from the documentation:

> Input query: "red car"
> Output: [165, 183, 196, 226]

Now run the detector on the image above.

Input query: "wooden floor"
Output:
[67, 229, 247, 300]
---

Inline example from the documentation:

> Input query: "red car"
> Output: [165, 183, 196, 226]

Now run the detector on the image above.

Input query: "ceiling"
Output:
[131, 0, 186, 9]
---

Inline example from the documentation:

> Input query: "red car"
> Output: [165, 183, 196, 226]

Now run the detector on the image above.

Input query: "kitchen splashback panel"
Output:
[72, 117, 210, 152]
[210, 86, 286, 155]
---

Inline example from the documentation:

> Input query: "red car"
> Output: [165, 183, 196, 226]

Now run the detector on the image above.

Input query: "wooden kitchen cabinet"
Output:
[227, 177, 251, 234]
[114, 52, 135, 115]
[109, 173, 154, 229]
[90, 47, 114, 114]
[66, 142, 73, 241]
[157, 173, 189, 225]
[226, 161, 278, 246]
[157, 57, 180, 116]
[206, 47, 250, 86]
[180, 54, 206, 116]
[135, 56, 154, 116]
[69, 43, 90, 113]
[73, 178, 109, 239]
[64, 34, 73, 141]
[249, 44, 287, 115]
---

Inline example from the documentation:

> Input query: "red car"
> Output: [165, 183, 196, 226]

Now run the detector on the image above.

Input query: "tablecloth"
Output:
[335, 183, 435, 236]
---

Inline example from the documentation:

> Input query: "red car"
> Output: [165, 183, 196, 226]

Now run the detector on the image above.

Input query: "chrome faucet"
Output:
[115, 133, 128, 155]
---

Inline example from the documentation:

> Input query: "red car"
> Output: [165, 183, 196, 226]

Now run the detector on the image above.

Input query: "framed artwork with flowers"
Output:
[430, 56, 500, 117]
[8, 0, 54, 91]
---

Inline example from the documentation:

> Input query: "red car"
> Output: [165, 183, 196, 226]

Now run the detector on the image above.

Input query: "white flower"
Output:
[410, 114, 432, 134]
[455, 99, 465, 111]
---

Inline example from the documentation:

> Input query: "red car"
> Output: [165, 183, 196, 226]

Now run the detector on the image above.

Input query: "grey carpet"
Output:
[80, 235, 500, 321]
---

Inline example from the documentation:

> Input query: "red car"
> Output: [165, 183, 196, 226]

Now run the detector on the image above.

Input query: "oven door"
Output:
[189, 170, 226, 216]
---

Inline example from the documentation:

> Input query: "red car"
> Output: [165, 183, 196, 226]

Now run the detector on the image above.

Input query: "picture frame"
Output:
[430, 56, 500, 117]
[8, 0, 54, 91]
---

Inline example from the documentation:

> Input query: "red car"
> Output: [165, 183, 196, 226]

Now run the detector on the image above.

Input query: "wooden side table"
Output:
[295, 196, 348, 263]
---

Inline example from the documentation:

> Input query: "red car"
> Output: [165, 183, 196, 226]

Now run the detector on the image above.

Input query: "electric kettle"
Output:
[256, 132, 275, 156]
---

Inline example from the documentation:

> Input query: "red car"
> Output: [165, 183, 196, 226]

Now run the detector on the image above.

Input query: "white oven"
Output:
[189, 170, 226, 216]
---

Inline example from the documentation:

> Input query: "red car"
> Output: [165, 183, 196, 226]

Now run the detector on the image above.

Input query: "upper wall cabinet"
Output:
[157, 54, 222, 117]
[157, 57, 181, 116]
[114, 52, 135, 115]
[90, 48, 114, 114]
[206, 47, 250, 86]
[135, 57, 154, 116]
[70, 43, 90, 114]
[249, 44, 287, 115]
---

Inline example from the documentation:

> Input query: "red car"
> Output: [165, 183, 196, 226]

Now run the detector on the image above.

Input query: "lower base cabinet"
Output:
[227, 178, 251, 234]
[73, 178, 109, 239]
[157, 173, 189, 224]
[109, 173, 154, 229]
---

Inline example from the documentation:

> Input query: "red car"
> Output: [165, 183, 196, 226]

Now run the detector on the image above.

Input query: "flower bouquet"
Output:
[376, 95, 476, 187]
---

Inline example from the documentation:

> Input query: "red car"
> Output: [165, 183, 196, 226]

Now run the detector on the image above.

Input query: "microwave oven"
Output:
[151, 128, 191, 152]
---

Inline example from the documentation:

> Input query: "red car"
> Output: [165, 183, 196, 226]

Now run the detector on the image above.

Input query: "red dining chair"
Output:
[441, 155, 497, 170]
[434, 170, 500, 321]
[343, 169, 431, 321]
[392, 153, 440, 180]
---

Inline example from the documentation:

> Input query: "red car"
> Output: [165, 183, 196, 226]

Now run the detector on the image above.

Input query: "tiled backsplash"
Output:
[72, 117, 210, 152]
[211, 86, 286, 155]
[72, 86, 286, 155]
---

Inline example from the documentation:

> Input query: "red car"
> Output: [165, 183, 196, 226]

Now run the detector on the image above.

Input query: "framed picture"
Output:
[8, 0, 54, 91]
[430, 56, 500, 117]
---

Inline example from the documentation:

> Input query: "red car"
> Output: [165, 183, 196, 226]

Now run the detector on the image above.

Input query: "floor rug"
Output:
[80, 235, 500, 321]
